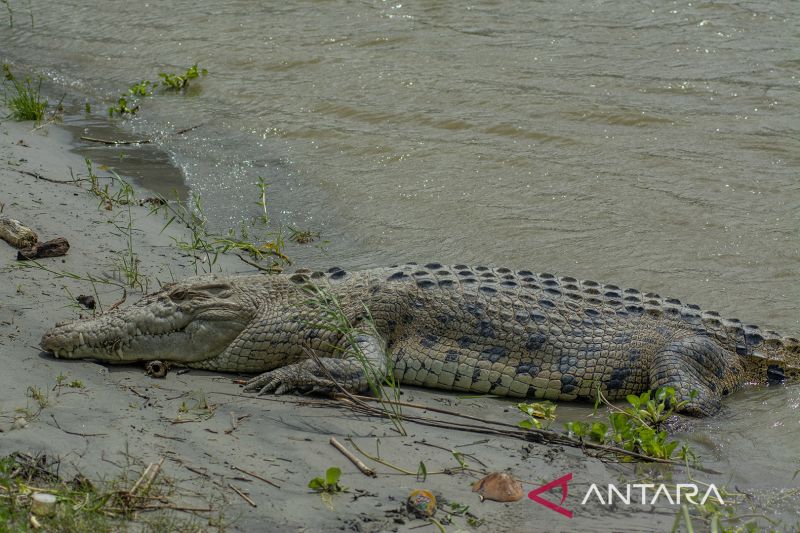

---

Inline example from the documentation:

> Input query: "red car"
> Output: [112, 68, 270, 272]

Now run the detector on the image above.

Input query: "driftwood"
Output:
[17, 237, 70, 260]
[0, 216, 38, 248]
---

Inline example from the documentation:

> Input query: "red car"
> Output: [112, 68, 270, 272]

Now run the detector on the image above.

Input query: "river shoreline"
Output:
[1, 113, 797, 531]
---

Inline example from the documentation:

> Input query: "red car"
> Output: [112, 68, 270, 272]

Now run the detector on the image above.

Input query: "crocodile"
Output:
[40, 263, 800, 416]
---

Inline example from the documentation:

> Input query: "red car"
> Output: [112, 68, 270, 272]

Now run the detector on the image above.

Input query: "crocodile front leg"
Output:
[243, 333, 388, 395]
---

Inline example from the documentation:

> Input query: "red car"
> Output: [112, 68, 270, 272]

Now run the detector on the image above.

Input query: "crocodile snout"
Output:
[40, 326, 83, 357]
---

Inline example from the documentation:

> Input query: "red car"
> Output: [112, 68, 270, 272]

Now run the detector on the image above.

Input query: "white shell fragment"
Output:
[30, 492, 57, 516]
[472, 472, 524, 502]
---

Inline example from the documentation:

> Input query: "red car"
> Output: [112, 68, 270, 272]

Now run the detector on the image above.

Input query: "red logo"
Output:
[527, 473, 573, 518]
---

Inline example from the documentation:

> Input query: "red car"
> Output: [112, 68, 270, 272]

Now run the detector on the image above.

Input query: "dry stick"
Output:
[337, 393, 575, 446]
[234, 252, 283, 273]
[8, 167, 84, 184]
[454, 439, 491, 448]
[80, 136, 152, 145]
[206, 388, 714, 470]
[49, 414, 108, 437]
[153, 433, 186, 442]
[129, 457, 165, 496]
[343, 393, 533, 431]
[344, 438, 466, 477]
[228, 483, 257, 507]
[198, 389, 295, 405]
[217, 387, 595, 456]
[80, 124, 203, 146]
[107, 288, 127, 312]
[337, 397, 690, 468]
[338, 394, 666, 460]
[413, 440, 488, 468]
[138, 504, 214, 513]
[128, 386, 149, 399]
[231, 465, 281, 489]
[185, 466, 208, 478]
[174, 124, 203, 135]
[180, 463, 213, 480]
[344, 438, 417, 476]
[329, 437, 377, 478]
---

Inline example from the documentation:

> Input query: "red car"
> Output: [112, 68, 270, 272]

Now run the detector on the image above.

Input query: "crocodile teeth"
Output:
[78, 332, 85, 346]
[116, 346, 124, 359]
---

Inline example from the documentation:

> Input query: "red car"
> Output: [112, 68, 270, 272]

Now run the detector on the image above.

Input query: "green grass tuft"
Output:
[3, 64, 48, 122]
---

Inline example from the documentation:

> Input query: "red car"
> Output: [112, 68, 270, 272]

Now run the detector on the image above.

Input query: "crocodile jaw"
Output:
[41, 314, 245, 363]
[40, 277, 253, 364]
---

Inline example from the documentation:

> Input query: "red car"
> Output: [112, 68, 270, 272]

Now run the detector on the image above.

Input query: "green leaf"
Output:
[638, 427, 655, 442]
[664, 440, 679, 458]
[308, 477, 325, 491]
[589, 422, 608, 443]
[609, 412, 628, 432]
[654, 387, 667, 403]
[452, 451, 467, 469]
[565, 421, 588, 437]
[325, 467, 341, 486]
[417, 461, 427, 482]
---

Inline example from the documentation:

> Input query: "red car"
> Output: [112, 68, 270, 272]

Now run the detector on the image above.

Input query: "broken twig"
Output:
[228, 483, 257, 507]
[231, 465, 281, 489]
[129, 457, 165, 497]
[330, 437, 376, 477]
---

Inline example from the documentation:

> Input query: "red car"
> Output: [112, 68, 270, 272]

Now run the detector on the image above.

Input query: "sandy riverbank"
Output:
[0, 115, 793, 532]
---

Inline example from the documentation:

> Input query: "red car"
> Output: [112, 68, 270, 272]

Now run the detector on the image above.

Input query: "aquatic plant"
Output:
[158, 63, 207, 91]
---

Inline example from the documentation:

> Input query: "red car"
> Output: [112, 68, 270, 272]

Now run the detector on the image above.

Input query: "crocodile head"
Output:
[40, 276, 256, 364]
[742, 336, 800, 386]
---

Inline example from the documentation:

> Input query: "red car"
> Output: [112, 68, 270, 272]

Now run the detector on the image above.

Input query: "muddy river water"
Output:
[2, 0, 799, 527]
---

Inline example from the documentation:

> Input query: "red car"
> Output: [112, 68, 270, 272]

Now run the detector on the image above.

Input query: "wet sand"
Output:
[0, 114, 793, 532]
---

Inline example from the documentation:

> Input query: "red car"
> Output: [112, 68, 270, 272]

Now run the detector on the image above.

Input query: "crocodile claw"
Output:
[243, 363, 335, 395]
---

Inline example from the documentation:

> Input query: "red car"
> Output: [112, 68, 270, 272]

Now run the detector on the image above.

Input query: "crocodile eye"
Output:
[170, 289, 188, 301]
